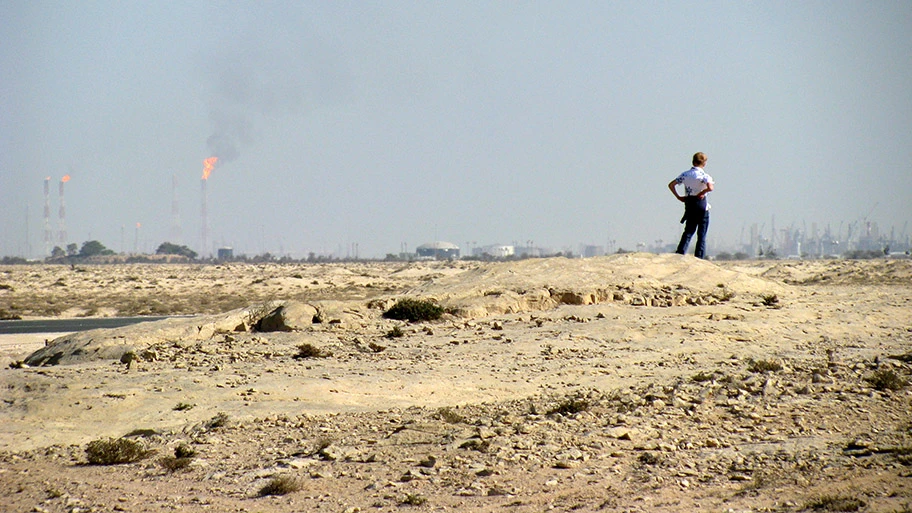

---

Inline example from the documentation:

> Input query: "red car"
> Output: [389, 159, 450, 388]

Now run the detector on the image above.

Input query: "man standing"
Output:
[668, 152, 714, 259]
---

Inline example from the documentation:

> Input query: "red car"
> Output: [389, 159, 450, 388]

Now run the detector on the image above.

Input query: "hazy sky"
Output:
[2, 1, 910, 258]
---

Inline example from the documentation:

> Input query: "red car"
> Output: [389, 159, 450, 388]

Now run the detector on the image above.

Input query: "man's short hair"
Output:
[692, 152, 707, 167]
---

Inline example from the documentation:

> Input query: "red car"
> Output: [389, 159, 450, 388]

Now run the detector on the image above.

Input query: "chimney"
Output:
[43, 178, 52, 255]
[57, 178, 67, 247]
[170, 174, 182, 243]
[200, 178, 209, 257]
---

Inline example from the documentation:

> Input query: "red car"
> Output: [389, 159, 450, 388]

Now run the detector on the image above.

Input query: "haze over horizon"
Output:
[2, 2, 910, 259]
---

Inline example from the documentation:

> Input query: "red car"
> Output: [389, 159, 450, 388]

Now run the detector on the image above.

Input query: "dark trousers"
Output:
[676, 198, 710, 259]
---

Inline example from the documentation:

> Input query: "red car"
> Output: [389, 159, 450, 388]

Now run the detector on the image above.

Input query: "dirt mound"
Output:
[761, 258, 912, 285]
[410, 253, 787, 317]
[20, 254, 790, 367]
[21, 310, 253, 367]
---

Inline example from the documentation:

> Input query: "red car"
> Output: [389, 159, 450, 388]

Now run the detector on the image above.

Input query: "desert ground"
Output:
[1, 254, 910, 513]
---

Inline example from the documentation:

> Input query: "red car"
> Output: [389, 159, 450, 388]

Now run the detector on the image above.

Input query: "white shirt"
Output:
[674, 166, 714, 197]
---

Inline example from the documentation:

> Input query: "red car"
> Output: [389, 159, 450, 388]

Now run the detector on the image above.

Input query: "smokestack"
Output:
[200, 177, 209, 257]
[25, 203, 31, 259]
[43, 178, 51, 255]
[170, 174, 182, 243]
[199, 157, 217, 258]
[58, 176, 69, 247]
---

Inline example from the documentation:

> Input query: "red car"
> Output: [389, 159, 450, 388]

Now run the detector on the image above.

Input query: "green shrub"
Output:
[85, 438, 152, 465]
[383, 298, 444, 322]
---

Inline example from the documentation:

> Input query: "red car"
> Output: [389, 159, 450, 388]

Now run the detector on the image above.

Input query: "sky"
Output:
[2, 1, 910, 259]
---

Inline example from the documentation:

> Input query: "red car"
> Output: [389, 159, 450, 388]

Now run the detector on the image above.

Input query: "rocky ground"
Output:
[1, 256, 910, 512]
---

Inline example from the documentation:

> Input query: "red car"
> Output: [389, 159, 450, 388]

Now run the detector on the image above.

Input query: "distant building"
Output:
[416, 241, 460, 260]
[581, 245, 605, 258]
[217, 247, 234, 260]
[473, 244, 514, 258]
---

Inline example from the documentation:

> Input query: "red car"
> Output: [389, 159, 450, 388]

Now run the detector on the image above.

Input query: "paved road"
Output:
[0, 316, 179, 335]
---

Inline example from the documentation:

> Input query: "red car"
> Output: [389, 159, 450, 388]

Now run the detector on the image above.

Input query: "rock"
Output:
[672, 397, 692, 409]
[318, 444, 351, 461]
[400, 469, 424, 482]
[477, 427, 497, 439]
[762, 379, 777, 397]
[559, 448, 585, 461]
[120, 351, 138, 369]
[256, 302, 318, 332]
[605, 427, 636, 441]
[312, 300, 368, 327]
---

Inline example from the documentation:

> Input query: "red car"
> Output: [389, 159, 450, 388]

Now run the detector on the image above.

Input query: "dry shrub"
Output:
[294, 343, 331, 359]
[748, 359, 783, 373]
[401, 493, 427, 506]
[761, 293, 781, 307]
[85, 438, 152, 465]
[174, 443, 196, 458]
[547, 396, 591, 416]
[638, 452, 662, 465]
[258, 475, 302, 497]
[691, 371, 715, 382]
[159, 456, 193, 473]
[435, 407, 465, 424]
[866, 369, 907, 391]
[804, 495, 865, 511]
[204, 412, 230, 431]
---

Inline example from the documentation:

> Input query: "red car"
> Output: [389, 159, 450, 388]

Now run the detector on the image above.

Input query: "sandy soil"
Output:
[1, 255, 910, 512]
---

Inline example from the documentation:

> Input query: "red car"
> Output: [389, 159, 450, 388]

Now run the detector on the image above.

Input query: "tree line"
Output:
[42, 241, 198, 261]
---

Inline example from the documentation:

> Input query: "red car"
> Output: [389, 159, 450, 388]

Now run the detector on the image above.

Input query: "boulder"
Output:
[255, 302, 319, 332]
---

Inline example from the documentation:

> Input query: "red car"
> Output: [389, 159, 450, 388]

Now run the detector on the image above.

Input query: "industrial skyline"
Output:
[15, 171, 909, 261]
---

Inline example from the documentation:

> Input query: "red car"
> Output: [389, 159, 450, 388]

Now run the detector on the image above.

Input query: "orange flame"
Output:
[61, 175, 71, 183]
[136, 222, 141, 229]
[202, 157, 218, 180]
